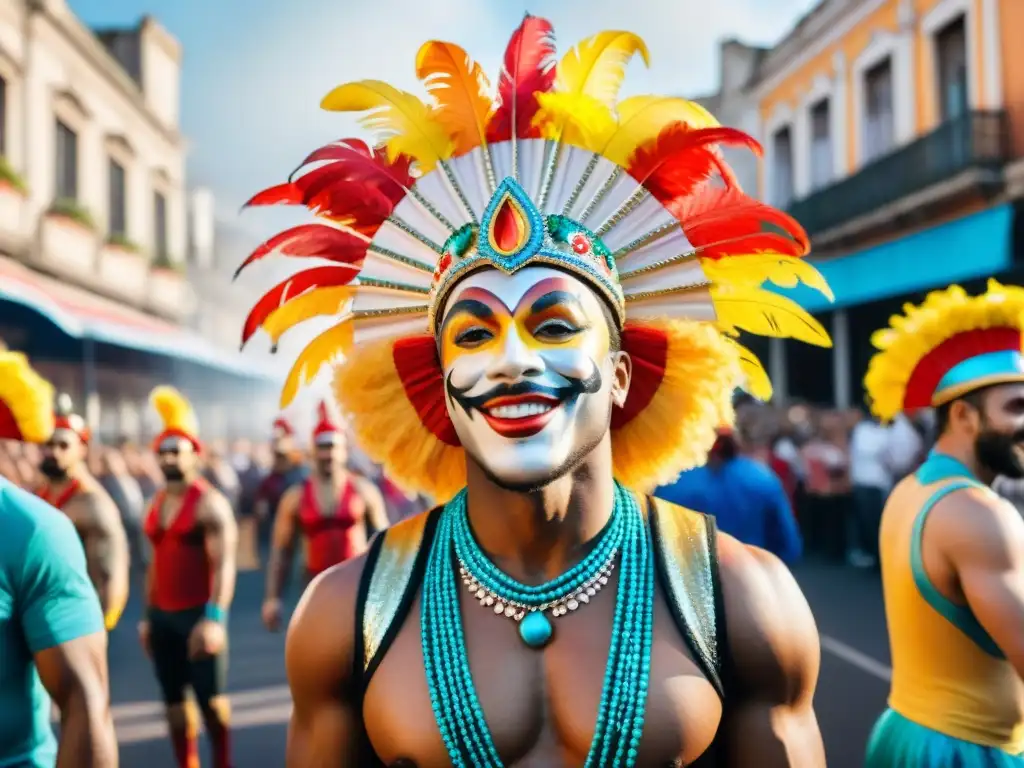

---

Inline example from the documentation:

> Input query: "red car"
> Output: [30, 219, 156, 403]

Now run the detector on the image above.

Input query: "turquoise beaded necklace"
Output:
[420, 483, 655, 767]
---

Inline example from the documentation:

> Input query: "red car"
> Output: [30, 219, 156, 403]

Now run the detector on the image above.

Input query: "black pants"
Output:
[149, 607, 228, 707]
[802, 492, 853, 561]
[851, 485, 886, 560]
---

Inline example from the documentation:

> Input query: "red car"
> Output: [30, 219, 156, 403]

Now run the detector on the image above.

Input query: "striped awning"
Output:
[0, 255, 280, 382]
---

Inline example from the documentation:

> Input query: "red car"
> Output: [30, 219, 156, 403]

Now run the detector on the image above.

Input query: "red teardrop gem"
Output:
[492, 197, 522, 252]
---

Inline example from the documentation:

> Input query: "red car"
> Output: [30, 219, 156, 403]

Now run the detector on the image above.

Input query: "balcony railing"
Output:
[786, 110, 1009, 237]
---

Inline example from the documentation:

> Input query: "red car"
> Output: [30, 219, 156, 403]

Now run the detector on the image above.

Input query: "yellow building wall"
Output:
[758, 0, 1001, 197]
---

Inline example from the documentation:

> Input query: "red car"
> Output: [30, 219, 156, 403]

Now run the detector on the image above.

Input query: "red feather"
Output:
[234, 224, 369, 279]
[305, 181, 395, 236]
[240, 265, 359, 348]
[289, 140, 415, 199]
[667, 186, 810, 259]
[627, 123, 762, 202]
[242, 182, 304, 209]
[486, 15, 556, 142]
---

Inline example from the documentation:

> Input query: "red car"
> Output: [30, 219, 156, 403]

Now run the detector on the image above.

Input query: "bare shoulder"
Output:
[716, 532, 820, 703]
[352, 474, 382, 501]
[199, 485, 234, 522]
[67, 480, 119, 528]
[931, 485, 1024, 567]
[279, 483, 304, 509]
[286, 551, 372, 698]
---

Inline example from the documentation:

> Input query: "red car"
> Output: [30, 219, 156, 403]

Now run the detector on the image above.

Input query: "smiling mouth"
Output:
[480, 394, 561, 439]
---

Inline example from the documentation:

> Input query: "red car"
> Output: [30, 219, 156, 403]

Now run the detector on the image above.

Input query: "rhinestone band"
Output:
[458, 552, 617, 623]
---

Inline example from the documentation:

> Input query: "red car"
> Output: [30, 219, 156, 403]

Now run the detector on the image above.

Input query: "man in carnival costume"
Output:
[140, 386, 238, 768]
[863, 281, 1024, 766]
[0, 352, 116, 767]
[239, 18, 833, 766]
[261, 401, 388, 631]
[36, 393, 130, 631]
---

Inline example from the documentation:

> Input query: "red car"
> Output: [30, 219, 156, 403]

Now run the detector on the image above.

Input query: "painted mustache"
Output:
[446, 367, 602, 439]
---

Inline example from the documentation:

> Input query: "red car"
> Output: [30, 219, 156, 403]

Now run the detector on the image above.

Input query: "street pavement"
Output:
[104, 557, 891, 767]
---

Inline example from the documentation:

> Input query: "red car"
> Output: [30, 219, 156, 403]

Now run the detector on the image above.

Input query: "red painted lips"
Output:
[480, 393, 561, 439]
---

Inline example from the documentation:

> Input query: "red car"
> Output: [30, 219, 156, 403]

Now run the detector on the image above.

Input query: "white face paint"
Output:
[438, 266, 623, 490]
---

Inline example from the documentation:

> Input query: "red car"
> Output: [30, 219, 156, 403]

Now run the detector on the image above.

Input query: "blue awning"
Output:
[0, 255, 281, 383]
[776, 203, 1014, 313]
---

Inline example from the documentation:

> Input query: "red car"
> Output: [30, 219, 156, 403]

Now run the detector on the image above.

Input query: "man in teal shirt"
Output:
[0, 475, 117, 767]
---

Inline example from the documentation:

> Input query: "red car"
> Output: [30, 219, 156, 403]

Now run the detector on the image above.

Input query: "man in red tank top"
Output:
[35, 394, 129, 631]
[138, 386, 238, 768]
[261, 401, 388, 632]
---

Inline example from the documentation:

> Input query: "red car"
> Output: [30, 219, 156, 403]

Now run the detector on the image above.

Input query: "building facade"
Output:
[752, 0, 1024, 407]
[0, 0, 277, 441]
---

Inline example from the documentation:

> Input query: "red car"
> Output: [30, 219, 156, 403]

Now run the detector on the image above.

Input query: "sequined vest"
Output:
[352, 493, 729, 762]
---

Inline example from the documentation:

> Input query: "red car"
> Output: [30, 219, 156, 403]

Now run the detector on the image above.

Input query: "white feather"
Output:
[625, 291, 718, 322]
[352, 313, 430, 346]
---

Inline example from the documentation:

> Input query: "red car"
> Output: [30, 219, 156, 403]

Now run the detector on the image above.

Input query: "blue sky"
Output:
[70, 0, 817, 234]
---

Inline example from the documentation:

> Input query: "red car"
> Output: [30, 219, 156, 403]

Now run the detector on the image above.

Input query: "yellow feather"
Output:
[603, 95, 719, 165]
[415, 41, 493, 156]
[532, 92, 616, 151]
[0, 352, 55, 443]
[711, 286, 833, 348]
[555, 31, 650, 107]
[724, 338, 774, 401]
[700, 254, 834, 302]
[149, 385, 198, 436]
[320, 80, 454, 172]
[262, 287, 354, 348]
[280, 320, 354, 408]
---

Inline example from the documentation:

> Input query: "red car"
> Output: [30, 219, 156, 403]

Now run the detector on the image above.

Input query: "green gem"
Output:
[519, 611, 553, 648]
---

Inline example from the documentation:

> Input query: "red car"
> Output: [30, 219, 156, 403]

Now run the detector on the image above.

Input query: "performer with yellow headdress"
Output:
[0, 351, 117, 766]
[140, 386, 237, 768]
[241, 17, 831, 765]
[35, 392, 130, 632]
[864, 280, 1024, 766]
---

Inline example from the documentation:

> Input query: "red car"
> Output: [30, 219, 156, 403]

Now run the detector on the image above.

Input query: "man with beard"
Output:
[237, 18, 834, 767]
[140, 386, 237, 768]
[37, 394, 130, 631]
[864, 281, 1024, 766]
[261, 402, 387, 632]
[0, 352, 117, 767]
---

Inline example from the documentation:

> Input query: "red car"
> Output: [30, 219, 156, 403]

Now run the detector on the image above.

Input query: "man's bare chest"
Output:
[363, 578, 723, 767]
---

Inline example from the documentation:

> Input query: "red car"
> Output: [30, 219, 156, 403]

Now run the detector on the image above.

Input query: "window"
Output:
[935, 15, 968, 121]
[809, 98, 833, 191]
[154, 190, 167, 259]
[0, 75, 7, 155]
[55, 119, 78, 200]
[771, 126, 795, 207]
[863, 57, 895, 162]
[108, 158, 126, 237]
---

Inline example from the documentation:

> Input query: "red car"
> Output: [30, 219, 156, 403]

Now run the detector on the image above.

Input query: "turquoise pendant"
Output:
[519, 611, 553, 648]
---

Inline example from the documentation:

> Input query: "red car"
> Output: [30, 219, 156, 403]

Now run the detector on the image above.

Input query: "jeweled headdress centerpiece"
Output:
[431, 176, 620, 327]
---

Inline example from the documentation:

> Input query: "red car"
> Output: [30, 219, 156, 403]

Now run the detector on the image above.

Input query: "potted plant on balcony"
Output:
[151, 252, 184, 276]
[46, 198, 96, 232]
[0, 156, 28, 196]
[104, 232, 141, 254]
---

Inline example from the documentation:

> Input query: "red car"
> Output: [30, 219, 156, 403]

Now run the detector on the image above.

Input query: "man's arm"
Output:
[286, 556, 367, 765]
[943, 489, 1024, 678]
[200, 489, 239, 610]
[355, 477, 390, 535]
[267, 486, 301, 602]
[19, 508, 116, 767]
[73, 490, 130, 624]
[712, 534, 825, 767]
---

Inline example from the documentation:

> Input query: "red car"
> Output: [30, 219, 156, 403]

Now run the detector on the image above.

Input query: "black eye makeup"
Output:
[454, 326, 495, 346]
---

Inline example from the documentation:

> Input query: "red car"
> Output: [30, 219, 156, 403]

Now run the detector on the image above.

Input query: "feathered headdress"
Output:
[53, 393, 91, 443]
[149, 385, 202, 452]
[237, 18, 832, 499]
[272, 416, 294, 438]
[0, 352, 55, 443]
[866, 280, 1024, 421]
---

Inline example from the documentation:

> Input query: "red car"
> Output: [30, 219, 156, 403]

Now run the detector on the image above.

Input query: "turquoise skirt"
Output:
[866, 709, 1024, 767]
